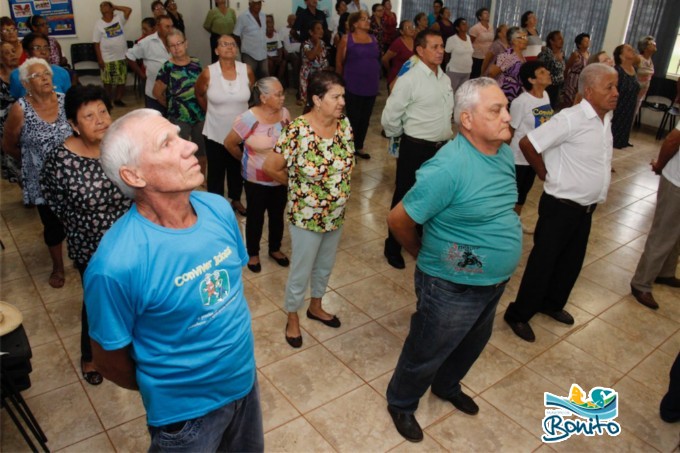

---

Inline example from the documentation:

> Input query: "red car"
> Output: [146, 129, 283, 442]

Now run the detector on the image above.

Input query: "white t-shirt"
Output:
[662, 122, 680, 187]
[280, 26, 301, 53]
[469, 22, 494, 59]
[510, 91, 553, 165]
[265, 31, 282, 58]
[445, 34, 474, 73]
[92, 11, 128, 63]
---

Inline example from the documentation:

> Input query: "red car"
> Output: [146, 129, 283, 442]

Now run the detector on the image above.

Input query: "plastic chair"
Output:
[657, 105, 679, 139]
[635, 94, 670, 129]
[70, 43, 100, 78]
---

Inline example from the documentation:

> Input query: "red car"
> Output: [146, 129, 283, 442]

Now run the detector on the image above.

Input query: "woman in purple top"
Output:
[336, 11, 380, 159]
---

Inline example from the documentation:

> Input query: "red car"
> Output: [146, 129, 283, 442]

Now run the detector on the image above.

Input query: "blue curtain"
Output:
[493, 0, 612, 55]
[625, 0, 678, 75]
[400, 0, 491, 25]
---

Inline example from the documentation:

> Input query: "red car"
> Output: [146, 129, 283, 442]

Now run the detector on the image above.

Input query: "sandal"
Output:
[81, 359, 103, 386]
[48, 270, 65, 288]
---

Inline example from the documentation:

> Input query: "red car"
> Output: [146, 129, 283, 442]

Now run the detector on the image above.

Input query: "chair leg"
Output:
[1, 378, 49, 452]
[1, 398, 40, 453]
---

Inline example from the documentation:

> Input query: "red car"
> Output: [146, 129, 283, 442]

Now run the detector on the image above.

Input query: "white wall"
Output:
[602, 0, 635, 53]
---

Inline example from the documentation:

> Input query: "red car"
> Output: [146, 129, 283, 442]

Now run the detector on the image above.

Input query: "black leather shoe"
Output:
[541, 309, 574, 325]
[434, 391, 479, 415]
[356, 151, 371, 160]
[247, 262, 261, 273]
[285, 323, 302, 348]
[306, 309, 341, 328]
[269, 252, 290, 267]
[631, 286, 659, 309]
[504, 313, 536, 342]
[384, 251, 405, 269]
[387, 406, 423, 442]
[655, 276, 680, 288]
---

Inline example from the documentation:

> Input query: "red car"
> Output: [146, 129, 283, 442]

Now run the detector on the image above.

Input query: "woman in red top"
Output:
[381, 0, 398, 48]
[382, 20, 415, 90]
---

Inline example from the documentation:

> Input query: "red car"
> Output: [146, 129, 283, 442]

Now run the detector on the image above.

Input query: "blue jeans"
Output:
[387, 268, 506, 413]
[148, 382, 264, 452]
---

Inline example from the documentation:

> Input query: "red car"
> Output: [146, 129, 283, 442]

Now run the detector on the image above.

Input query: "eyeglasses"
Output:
[27, 70, 52, 80]
[31, 45, 50, 51]
[168, 40, 185, 48]
[1, 28, 18, 34]
[218, 41, 237, 48]
[514, 35, 528, 40]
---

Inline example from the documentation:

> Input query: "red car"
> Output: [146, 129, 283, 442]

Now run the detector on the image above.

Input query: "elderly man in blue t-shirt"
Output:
[385, 78, 522, 443]
[84, 109, 263, 452]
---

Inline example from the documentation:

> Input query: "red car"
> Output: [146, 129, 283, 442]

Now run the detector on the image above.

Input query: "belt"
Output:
[402, 134, 448, 150]
[547, 194, 597, 214]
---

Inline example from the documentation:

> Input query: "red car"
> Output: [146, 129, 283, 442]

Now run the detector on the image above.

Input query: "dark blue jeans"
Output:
[148, 382, 264, 452]
[387, 268, 506, 413]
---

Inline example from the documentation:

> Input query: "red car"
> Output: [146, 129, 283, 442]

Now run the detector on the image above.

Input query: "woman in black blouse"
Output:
[41, 85, 131, 385]
[164, 0, 185, 33]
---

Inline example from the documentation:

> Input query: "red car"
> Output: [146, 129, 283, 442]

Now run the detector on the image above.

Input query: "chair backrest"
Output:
[70, 43, 100, 77]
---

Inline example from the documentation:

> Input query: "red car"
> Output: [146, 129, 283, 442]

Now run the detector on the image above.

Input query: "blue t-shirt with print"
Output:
[84, 191, 254, 427]
[403, 134, 522, 285]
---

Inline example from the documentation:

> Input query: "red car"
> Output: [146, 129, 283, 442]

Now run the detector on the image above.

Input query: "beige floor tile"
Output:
[585, 235, 623, 261]
[106, 416, 150, 452]
[299, 291, 372, 343]
[480, 367, 562, 437]
[547, 429, 656, 452]
[376, 305, 414, 341]
[599, 296, 680, 347]
[22, 341, 79, 399]
[567, 277, 623, 315]
[614, 376, 680, 452]
[389, 434, 447, 452]
[565, 318, 655, 373]
[526, 341, 623, 391]
[579, 261, 634, 296]
[45, 297, 84, 340]
[464, 344, 522, 395]
[249, 268, 297, 307]
[489, 312, 561, 364]
[307, 385, 405, 452]
[32, 267, 83, 305]
[19, 243, 70, 277]
[324, 322, 402, 381]
[342, 237, 395, 273]
[1, 205, 41, 229]
[627, 349, 675, 397]
[261, 345, 363, 413]
[653, 285, 680, 323]
[335, 274, 414, 319]
[607, 208, 654, 233]
[659, 330, 680, 356]
[426, 398, 541, 451]
[531, 305, 594, 338]
[251, 310, 318, 367]
[263, 416, 335, 452]
[622, 198, 657, 218]
[591, 218, 646, 246]
[56, 433, 115, 452]
[0, 276, 43, 311]
[243, 280, 279, 319]
[22, 382, 103, 451]
[625, 233, 649, 253]
[84, 379, 146, 429]
[381, 260, 418, 294]
[336, 217, 383, 249]
[600, 245, 643, 273]
[1, 250, 30, 282]
[257, 372, 300, 433]
[326, 250, 379, 290]
[21, 305, 59, 347]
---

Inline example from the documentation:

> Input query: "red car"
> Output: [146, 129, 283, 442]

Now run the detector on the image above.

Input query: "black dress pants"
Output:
[244, 181, 286, 256]
[385, 135, 440, 257]
[505, 192, 594, 323]
[344, 91, 376, 151]
[205, 137, 243, 202]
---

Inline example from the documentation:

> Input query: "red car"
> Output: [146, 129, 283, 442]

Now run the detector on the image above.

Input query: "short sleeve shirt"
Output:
[156, 58, 205, 124]
[662, 122, 680, 187]
[274, 115, 355, 232]
[92, 11, 128, 62]
[509, 91, 554, 165]
[265, 31, 283, 58]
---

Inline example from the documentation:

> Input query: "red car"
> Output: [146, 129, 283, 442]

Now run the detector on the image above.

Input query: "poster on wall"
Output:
[292, 0, 333, 18]
[8, 0, 76, 37]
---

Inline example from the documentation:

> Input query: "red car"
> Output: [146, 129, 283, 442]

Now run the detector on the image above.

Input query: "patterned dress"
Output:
[18, 94, 72, 205]
[299, 39, 328, 103]
[274, 115, 355, 232]
[495, 48, 524, 103]
[41, 145, 131, 266]
[370, 16, 385, 53]
[0, 77, 19, 183]
[562, 52, 587, 108]
[612, 65, 641, 149]
[537, 47, 565, 109]
[156, 57, 205, 125]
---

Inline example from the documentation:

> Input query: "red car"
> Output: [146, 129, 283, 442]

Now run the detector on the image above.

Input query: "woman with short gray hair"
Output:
[488, 26, 527, 103]
[636, 35, 656, 113]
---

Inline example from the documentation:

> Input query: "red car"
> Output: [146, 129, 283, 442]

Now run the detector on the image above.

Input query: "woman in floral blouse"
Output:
[264, 71, 354, 348]
[41, 85, 131, 385]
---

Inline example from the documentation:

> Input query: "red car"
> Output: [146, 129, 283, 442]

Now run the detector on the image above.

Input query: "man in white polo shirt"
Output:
[504, 63, 619, 342]
[630, 123, 680, 309]
[234, 0, 268, 79]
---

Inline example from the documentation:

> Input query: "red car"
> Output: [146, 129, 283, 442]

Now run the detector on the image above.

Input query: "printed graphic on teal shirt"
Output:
[200, 269, 230, 306]
[446, 243, 485, 274]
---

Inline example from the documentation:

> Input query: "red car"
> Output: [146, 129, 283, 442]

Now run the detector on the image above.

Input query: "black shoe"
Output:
[540, 309, 574, 325]
[655, 276, 680, 288]
[247, 261, 261, 273]
[387, 406, 423, 442]
[285, 323, 302, 348]
[306, 309, 341, 328]
[384, 248, 405, 269]
[631, 285, 659, 309]
[356, 151, 371, 160]
[434, 390, 479, 415]
[268, 251, 290, 267]
[504, 313, 536, 342]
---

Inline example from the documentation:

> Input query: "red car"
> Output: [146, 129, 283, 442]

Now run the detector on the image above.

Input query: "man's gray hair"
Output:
[100, 109, 163, 199]
[454, 77, 499, 125]
[578, 63, 617, 95]
[18, 57, 52, 83]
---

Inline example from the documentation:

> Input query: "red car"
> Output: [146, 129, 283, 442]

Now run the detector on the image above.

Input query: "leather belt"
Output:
[548, 194, 597, 214]
[402, 134, 448, 150]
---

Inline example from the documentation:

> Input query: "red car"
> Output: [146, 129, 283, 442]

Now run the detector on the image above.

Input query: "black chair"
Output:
[657, 105, 679, 140]
[70, 43, 100, 78]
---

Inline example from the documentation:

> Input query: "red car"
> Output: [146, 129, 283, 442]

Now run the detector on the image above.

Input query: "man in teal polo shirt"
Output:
[385, 77, 522, 443]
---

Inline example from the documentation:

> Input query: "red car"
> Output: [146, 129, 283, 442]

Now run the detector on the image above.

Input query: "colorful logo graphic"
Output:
[200, 270, 230, 306]
[542, 384, 621, 443]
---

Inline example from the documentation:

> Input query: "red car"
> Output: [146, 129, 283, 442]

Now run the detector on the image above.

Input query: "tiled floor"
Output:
[1, 87, 680, 452]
